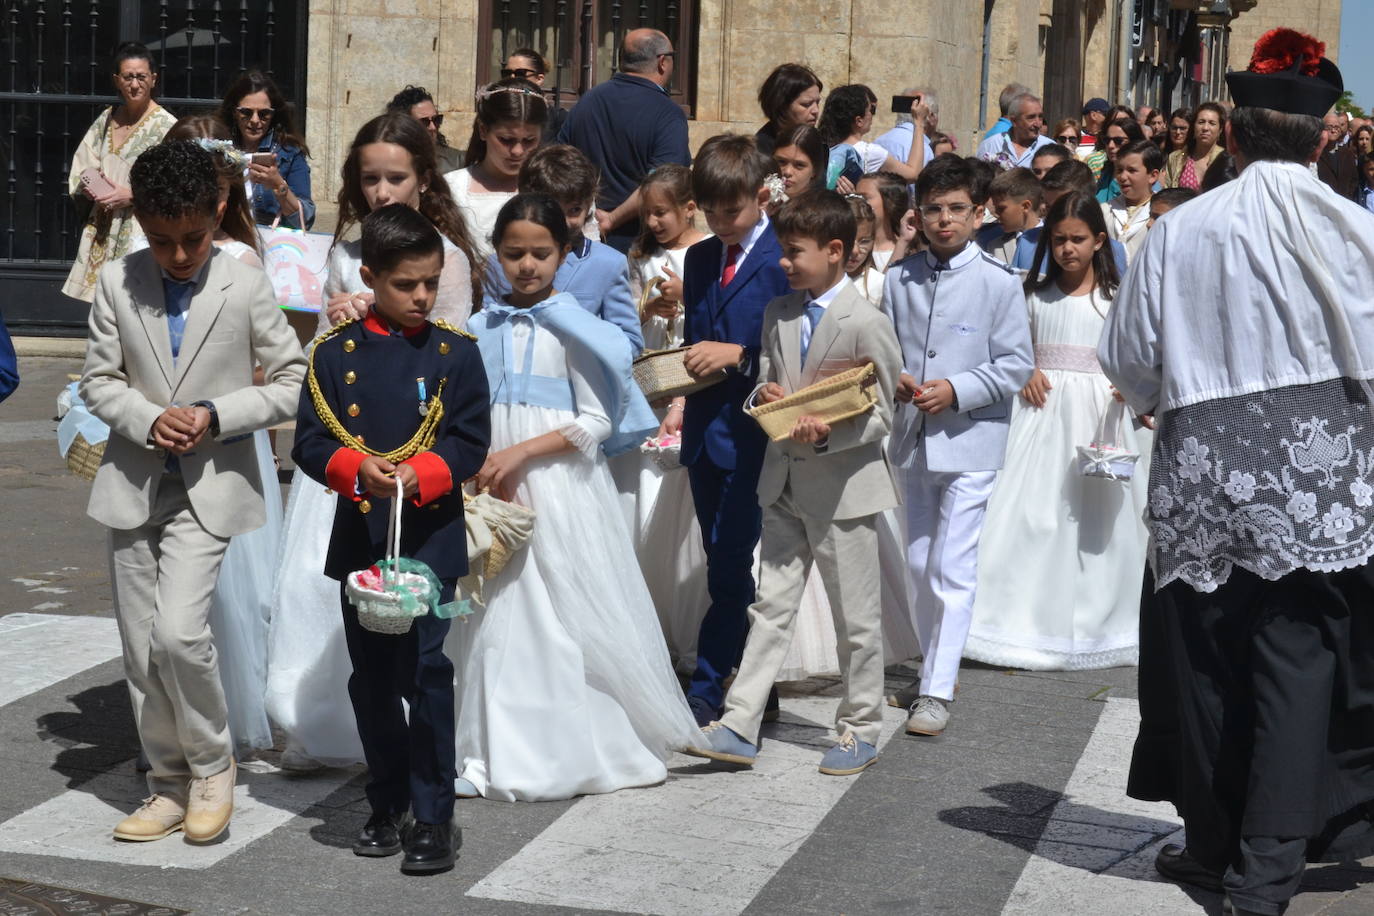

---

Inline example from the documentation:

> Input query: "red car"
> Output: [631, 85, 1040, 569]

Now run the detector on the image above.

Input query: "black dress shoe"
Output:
[1154, 843, 1224, 893]
[400, 818, 461, 875]
[352, 812, 403, 857]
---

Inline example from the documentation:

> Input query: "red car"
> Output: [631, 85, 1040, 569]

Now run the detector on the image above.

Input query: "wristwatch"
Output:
[191, 400, 221, 438]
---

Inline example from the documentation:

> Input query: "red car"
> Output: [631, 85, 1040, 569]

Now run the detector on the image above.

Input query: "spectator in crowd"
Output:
[1051, 118, 1081, 150]
[387, 84, 463, 174]
[1030, 142, 1072, 180]
[449, 77, 548, 259]
[1162, 108, 1191, 156]
[875, 88, 938, 170]
[976, 92, 1052, 169]
[818, 85, 928, 186]
[1137, 105, 1157, 138]
[503, 48, 568, 137]
[770, 124, 828, 203]
[63, 41, 177, 302]
[1105, 104, 1137, 128]
[557, 28, 690, 252]
[1143, 107, 1166, 140]
[1079, 97, 1110, 153]
[1359, 154, 1374, 215]
[1355, 123, 1373, 157]
[1317, 110, 1360, 200]
[1161, 102, 1225, 190]
[930, 133, 955, 156]
[754, 63, 823, 157]
[1091, 118, 1146, 201]
[985, 83, 1032, 140]
[220, 69, 314, 229]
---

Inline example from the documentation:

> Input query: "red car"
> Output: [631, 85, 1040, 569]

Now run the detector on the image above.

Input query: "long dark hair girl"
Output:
[336, 112, 482, 311]
[629, 164, 695, 261]
[1025, 191, 1120, 299]
[466, 77, 549, 166]
[163, 115, 261, 255]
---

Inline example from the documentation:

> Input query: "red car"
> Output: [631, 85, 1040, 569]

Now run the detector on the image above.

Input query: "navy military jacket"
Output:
[291, 314, 491, 580]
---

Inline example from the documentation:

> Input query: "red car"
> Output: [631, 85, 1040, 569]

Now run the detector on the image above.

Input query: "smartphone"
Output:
[250, 152, 277, 167]
[891, 94, 922, 114]
[839, 158, 864, 185]
[79, 167, 116, 199]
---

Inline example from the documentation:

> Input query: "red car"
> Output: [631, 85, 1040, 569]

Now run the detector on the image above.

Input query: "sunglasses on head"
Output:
[417, 114, 444, 128]
[501, 68, 540, 79]
[235, 106, 274, 121]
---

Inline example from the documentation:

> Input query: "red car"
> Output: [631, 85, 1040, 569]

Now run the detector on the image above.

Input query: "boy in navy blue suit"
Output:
[483, 144, 643, 354]
[660, 134, 791, 725]
[292, 205, 490, 875]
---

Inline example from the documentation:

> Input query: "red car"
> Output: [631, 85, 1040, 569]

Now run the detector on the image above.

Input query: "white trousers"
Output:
[109, 475, 233, 799]
[903, 446, 996, 701]
[721, 485, 884, 746]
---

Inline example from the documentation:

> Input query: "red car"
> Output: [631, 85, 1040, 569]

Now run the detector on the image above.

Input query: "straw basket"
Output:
[345, 480, 436, 635]
[632, 348, 725, 402]
[746, 363, 879, 442]
[65, 433, 106, 481]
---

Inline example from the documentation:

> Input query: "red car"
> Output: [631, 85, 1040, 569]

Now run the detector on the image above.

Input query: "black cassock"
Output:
[1128, 562, 1374, 897]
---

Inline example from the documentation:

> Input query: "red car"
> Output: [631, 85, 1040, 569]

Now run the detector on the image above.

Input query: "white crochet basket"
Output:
[345, 479, 435, 635]
[1076, 398, 1140, 482]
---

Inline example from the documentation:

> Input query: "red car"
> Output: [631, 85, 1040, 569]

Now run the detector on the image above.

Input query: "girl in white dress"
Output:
[267, 113, 481, 767]
[856, 172, 907, 272]
[843, 194, 886, 306]
[454, 194, 700, 801]
[965, 191, 1151, 671]
[621, 165, 710, 671]
[444, 78, 548, 265]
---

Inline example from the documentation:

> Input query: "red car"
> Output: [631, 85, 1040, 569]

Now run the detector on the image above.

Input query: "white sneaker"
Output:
[906, 695, 950, 736]
[279, 746, 324, 772]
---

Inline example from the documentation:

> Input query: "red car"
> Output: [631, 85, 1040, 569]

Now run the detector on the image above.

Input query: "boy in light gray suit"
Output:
[81, 142, 304, 843]
[881, 156, 1034, 736]
[686, 191, 902, 776]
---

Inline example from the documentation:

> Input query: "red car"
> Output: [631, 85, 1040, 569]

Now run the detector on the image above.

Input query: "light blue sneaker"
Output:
[683, 722, 758, 766]
[818, 734, 878, 776]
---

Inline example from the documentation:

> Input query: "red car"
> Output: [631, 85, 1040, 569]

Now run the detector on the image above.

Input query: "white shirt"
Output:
[719, 211, 771, 279]
[976, 132, 1054, 169]
[1101, 197, 1152, 264]
[799, 276, 851, 357]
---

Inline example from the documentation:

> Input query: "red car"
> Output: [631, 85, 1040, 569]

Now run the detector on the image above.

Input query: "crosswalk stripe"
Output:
[0, 614, 122, 708]
[1002, 697, 1190, 914]
[467, 696, 907, 916]
[0, 767, 353, 869]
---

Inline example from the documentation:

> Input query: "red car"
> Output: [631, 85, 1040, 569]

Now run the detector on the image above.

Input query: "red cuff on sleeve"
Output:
[325, 448, 369, 501]
[402, 451, 453, 506]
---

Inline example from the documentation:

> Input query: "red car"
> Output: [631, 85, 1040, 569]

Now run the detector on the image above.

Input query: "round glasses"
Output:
[917, 203, 975, 221]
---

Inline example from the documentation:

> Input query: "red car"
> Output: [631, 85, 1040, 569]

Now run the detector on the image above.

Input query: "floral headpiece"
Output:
[195, 136, 249, 170]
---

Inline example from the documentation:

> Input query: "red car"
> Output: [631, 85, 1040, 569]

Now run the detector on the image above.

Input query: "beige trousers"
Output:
[108, 474, 233, 800]
[720, 484, 884, 746]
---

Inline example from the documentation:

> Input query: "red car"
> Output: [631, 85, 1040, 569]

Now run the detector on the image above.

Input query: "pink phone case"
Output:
[80, 167, 116, 198]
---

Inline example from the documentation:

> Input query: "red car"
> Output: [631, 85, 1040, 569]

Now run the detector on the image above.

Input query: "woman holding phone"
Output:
[219, 69, 314, 229]
[62, 42, 177, 302]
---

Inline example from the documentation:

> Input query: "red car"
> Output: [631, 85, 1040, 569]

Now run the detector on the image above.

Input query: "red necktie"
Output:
[720, 243, 743, 288]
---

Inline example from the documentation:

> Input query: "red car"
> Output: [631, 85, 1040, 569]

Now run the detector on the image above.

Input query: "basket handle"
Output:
[1094, 396, 1128, 449]
[384, 476, 403, 585]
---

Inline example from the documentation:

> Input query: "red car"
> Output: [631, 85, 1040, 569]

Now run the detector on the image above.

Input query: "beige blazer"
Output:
[80, 247, 306, 537]
[752, 283, 902, 521]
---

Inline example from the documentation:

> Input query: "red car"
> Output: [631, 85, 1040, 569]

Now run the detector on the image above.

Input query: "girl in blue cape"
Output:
[450, 193, 702, 801]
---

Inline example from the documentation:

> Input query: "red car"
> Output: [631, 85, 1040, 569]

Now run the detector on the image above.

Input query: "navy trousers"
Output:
[339, 580, 456, 826]
[686, 455, 764, 710]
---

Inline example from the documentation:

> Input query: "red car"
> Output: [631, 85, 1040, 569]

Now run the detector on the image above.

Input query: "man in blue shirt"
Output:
[982, 83, 1031, 142]
[975, 92, 1053, 170]
[557, 29, 691, 252]
[875, 87, 937, 168]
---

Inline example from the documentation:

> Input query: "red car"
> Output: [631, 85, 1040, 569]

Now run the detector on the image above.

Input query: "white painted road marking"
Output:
[467, 696, 907, 916]
[1002, 697, 1192, 915]
[0, 767, 354, 869]
[0, 614, 123, 708]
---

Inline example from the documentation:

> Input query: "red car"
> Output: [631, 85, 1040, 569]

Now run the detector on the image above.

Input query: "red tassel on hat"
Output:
[1248, 28, 1325, 76]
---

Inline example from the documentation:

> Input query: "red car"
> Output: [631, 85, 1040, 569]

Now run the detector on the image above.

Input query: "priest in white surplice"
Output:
[1099, 29, 1374, 916]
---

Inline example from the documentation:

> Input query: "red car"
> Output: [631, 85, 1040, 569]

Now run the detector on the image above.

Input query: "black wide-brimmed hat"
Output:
[1225, 28, 1343, 117]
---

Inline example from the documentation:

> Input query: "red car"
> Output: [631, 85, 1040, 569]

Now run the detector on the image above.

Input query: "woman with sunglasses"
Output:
[63, 42, 178, 302]
[1089, 118, 1147, 203]
[500, 48, 567, 139]
[1162, 102, 1226, 190]
[1050, 118, 1081, 152]
[387, 84, 463, 174]
[219, 69, 314, 229]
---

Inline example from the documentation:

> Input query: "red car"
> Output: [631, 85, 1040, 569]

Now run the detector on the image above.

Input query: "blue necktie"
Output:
[800, 301, 825, 364]
[163, 279, 195, 362]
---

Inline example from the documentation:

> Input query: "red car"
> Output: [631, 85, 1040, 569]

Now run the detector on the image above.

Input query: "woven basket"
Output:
[345, 480, 434, 635]
[746, 363, 879, 442]
[66, 433, 106, 481]
[632, 348, 725, 402]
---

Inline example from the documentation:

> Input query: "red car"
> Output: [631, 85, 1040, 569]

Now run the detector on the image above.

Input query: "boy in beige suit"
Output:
[80, 141, 305, 842]
[686, 191, 902, 776]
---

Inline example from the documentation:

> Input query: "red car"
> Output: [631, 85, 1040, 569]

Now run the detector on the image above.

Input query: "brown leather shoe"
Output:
[184, 759, 235, 843]
[113, 794, 185, 842]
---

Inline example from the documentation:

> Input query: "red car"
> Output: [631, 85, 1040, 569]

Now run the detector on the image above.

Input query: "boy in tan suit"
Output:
[686, 190, 902, 775]
[80, 141, 305, 842]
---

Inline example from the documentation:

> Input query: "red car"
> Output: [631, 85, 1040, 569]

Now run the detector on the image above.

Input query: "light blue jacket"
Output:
[880, 243, 1034, 473]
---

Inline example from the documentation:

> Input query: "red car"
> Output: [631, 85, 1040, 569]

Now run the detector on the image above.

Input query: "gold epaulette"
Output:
[433, 317, 476, 341]
[308, 316, 357, 350]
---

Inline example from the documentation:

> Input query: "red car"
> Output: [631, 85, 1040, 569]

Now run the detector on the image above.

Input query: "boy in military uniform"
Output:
[292, 204, 490, 875]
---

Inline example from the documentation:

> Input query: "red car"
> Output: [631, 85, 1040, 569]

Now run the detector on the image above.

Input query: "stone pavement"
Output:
[3, 354, 1373, 915]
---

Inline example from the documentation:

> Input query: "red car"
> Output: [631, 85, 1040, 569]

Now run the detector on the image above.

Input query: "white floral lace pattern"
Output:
[1149, 378, 1374, 593]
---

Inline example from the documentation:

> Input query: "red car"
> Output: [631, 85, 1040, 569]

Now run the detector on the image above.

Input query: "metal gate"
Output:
[0, 1, 308, 336]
